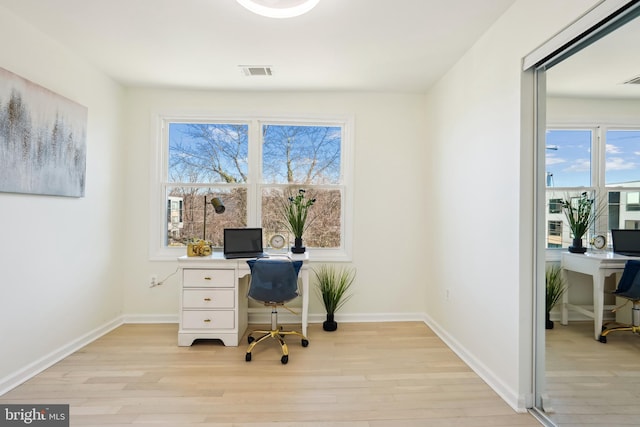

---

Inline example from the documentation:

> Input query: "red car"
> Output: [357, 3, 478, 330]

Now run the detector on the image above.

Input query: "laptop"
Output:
[611, 229, 640, 256]
[223, 228, 268, 259]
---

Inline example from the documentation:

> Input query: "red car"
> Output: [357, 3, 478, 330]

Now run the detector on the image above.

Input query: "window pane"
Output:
[548, 198, 562, 214]
[262, 125, 341, 184]
[605, 130, 640, 185]
[548, 220, 562, 248]
[545, 129, 592, 187]
[166, 187, 247, 247]
[261, 187, 342, 249]
[168, 123, 248, 184]
[607, 190, 640, 229]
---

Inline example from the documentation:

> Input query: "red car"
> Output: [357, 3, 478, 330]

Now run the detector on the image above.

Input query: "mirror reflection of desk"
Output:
[177, 253, 309, 346]
[560, 251, 638, 340]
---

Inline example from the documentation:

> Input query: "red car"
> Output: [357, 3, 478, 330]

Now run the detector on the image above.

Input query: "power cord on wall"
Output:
[150, 267, 179, 288]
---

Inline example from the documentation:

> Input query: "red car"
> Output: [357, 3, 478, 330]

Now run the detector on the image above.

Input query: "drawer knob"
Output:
[204, 297, 212, 302]
[204, 276, 212, 280]
[203, 319, 211, 323]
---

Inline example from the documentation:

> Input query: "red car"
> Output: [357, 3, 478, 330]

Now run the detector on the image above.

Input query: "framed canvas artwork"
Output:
[0, 67, 87, 197]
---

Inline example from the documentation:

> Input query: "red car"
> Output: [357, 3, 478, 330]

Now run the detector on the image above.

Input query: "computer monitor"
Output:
[611, 229, 640, 256]
[223, 228, 266, 259]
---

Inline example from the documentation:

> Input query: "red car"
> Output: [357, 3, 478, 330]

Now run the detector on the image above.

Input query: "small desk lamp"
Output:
[203, 196, 225, 241]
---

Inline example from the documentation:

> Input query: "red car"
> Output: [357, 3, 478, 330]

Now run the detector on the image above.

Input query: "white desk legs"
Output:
[592, 270, 606, 340]
[561, 252, 627, 341]
[301, 267, 309, 337]
[562, 270, 607, 340]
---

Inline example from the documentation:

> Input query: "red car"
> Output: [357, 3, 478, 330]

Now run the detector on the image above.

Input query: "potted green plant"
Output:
[313, 264, 356, 331]
[560, 192, 604, 253]
[280, 188, 316, 253]
[545, 265, 566, 329]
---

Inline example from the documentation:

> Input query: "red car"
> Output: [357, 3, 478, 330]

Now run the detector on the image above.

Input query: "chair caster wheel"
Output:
[245, 353, 252, 362]
[301, 339, 309, 347]
[281, 355, 288, 364]
[248, 336, 255, 344]
[598, 335, 607, 343]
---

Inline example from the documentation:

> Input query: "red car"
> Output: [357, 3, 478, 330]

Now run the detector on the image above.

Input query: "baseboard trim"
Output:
[122, 314, 179, 324]
[247, 309, 426, 325]
[422, 313, 526, 413]
[0, 317, 124, 396]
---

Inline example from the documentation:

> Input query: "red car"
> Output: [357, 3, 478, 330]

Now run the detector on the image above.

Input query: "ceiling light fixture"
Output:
[236, 0, 320, 19]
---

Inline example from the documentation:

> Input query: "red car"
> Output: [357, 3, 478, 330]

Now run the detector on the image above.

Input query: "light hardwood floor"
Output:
[0, 322, 540, 426]
[545, 320, 640, 427]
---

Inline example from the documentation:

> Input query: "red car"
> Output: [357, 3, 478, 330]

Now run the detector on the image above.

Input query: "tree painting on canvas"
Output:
[0, 67, 87, 197]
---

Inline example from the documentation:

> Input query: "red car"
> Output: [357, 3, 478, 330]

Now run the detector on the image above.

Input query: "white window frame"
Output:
[545, 123, 640, 260]
[149, 112, 354, 262]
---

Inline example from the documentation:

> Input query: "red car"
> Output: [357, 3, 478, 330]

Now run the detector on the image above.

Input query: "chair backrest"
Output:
[246, 258, 303, 304]
[614, 259, 640, 299]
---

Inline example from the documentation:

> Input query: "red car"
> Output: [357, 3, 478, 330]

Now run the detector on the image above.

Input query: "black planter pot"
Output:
[323, 314, 338, 331]
[291, 237, 306, 254]
[568, 237, 587, 254]
[545, 311, 554, 330]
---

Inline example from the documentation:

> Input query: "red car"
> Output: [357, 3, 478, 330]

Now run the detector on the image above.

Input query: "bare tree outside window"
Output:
[164, 121, 344, 250]
[261, 124, 342, 248]
[166, 123, 248, 246]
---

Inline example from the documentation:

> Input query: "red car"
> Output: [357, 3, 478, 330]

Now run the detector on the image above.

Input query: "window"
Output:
[548, 198, 563, 214]
[545, 127, 640, 250]
[605, 129, 640, 185]
[545, 129, 593, 187]
[547, 220, 562, 248]
[626, 192, 640, 212]
[150, 115, 354, 261]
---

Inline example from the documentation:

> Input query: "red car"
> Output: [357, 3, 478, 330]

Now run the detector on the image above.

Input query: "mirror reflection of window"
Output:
[545, 129, 593, 187]
[605, 129, 640, 185]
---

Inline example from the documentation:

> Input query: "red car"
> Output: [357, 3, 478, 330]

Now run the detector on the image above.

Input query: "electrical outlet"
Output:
[150, 275, 158, 286]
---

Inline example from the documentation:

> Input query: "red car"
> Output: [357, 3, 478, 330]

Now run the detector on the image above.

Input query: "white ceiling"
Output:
[0, 0, 517, 92]
[546, 14, 640, 99]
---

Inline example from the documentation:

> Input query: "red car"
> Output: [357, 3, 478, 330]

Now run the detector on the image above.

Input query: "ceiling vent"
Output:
[623, 74, 640, 85]
[239, 66, 273, 76]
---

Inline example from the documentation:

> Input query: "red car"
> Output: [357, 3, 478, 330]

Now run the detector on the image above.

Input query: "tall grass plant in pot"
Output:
[313, 264, 356, 331]
[561, 192, 605, 253]
[280, 188, 316, 253]
[545, 265, 566, 329]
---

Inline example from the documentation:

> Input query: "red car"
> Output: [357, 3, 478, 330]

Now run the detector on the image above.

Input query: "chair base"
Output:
[598, 323, 640, 343]
[245, 306, 309, 364]
[599, 302, 640, 343]
[245, 327, 308, 364]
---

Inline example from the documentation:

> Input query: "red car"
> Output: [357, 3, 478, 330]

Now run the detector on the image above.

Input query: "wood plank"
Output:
[0, 322, 540, 426]
[546, 320, 640, 424]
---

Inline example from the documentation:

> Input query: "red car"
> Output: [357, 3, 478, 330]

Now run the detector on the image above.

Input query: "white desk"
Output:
[560, 251, 634, 340]
[177, 253, 309, 346]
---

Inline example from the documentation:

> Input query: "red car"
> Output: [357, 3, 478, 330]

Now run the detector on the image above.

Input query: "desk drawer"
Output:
[183, 269, 235, 288]
[182, 310, 235, 329]
[183, 289, 235, 309]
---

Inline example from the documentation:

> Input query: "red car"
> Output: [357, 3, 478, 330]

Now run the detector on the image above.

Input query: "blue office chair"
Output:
[245, 257, 308, 364]
[599, 259, 640, 343]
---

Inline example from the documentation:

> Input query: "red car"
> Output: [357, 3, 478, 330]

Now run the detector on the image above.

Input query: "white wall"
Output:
[121, 89, 429, 320]
[548, 96, 640, 124]
[0, 7, 125, 391]
[422, 0, 601, 411]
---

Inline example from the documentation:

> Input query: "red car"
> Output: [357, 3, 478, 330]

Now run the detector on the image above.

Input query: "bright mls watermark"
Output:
[0, 405, 69, 426]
